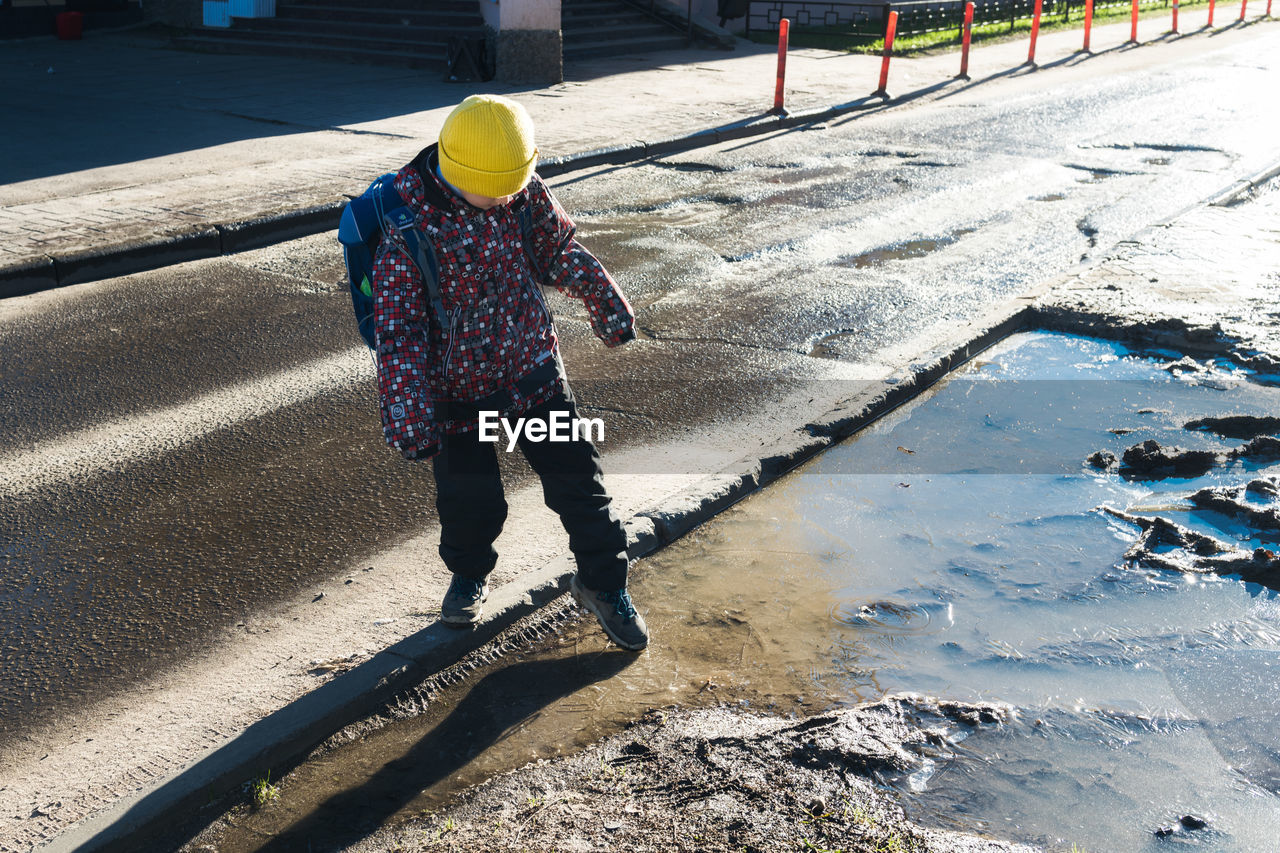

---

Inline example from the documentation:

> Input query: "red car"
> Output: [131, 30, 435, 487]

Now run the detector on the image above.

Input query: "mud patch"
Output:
[1184, 413, 1280, 439]
[859, 149, 925, 160]
[577, 193, 746, 220]
[357, 698, 1031, 853]
[1091, 435, 1280, 478]
[1108, 438, 1222, 478]
[1082, 142, 1228, 154]
[808, 328, 860, 358]
[836, 228, 976, 269]
[651, 160, 736, 174]
[1189, 483, 1280, 536]
[1103, 508, 1280, 591]
[1063, 164, 1140, 183]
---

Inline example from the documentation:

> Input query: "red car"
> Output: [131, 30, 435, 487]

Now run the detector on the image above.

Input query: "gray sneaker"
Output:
[571, 575, 649, 651]
[441, 575, 489, 627]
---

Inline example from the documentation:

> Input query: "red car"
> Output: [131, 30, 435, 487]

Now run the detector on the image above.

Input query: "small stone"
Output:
[807, 798, 826, 817]
[603, 820, 623, 831]
[1153, 824, 1176, 837]
[1180, 814, 1208, 830]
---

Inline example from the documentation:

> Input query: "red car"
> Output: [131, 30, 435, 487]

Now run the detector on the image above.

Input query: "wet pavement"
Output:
[3, 19, 1280, 853]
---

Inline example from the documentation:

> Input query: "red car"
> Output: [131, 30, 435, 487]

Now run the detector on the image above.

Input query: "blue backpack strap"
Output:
[339, 171, 452, 350]
[340, 173, 403, 350]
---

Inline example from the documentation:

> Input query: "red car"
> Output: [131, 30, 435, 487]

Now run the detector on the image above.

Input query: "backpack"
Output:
[338, 172, 540, 351]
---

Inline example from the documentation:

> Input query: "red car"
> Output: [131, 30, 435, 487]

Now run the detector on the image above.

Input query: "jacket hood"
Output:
[409, 143, 454, 212]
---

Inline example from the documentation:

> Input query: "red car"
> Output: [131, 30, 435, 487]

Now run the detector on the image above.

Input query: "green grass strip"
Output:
[748, 0, 1221, 55]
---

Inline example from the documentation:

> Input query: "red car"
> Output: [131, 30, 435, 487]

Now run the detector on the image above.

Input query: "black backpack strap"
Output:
[517, 203, 541, 282]
[515, 202, 560, 330]
[381, 205, 447, 330]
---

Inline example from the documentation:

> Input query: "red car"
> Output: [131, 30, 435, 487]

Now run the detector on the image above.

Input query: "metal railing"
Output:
[746, 0, 888, 38]
[747, 0, 1182, 39]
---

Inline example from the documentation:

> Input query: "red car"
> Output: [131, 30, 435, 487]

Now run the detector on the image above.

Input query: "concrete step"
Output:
[561, 0, 689, 59]
[177, 0, 486, 70]
[210, 25, 452, 51]
[562, 33, 689, 60]
[562, 20, 678, 38]
[563, 0, 655, 12]
[233, 16, 479, 43]
[275, 2, 481, 26]
[281, 0, 477, 12]
[561, 6, 663, 25]
[173, 34, 448, 68]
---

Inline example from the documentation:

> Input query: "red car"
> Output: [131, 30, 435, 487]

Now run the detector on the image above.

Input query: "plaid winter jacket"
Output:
[372, 145, 635, 461]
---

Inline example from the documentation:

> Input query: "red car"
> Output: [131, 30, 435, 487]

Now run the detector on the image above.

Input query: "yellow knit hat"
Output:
[438, 95, 538, 199]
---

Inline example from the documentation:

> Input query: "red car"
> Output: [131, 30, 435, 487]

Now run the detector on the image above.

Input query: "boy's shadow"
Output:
[253, 649, 636, 852]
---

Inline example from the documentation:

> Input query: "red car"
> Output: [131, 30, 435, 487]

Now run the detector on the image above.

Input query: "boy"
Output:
[371, 94, 648, 651]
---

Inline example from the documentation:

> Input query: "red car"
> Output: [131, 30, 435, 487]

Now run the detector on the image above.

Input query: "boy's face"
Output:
[459, 188, 514, 211]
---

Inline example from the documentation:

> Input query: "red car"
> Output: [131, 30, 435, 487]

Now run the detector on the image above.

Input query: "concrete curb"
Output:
[0, 200, 351, 299]
[44, 290, 1039, 853]
[1157, 154, 1280, 225]
[54, 229, 222, 289]
[1205, 158, 1280, 207]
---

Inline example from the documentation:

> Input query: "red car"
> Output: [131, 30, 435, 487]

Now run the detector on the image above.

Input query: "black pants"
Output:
[431, 387, 629, 592]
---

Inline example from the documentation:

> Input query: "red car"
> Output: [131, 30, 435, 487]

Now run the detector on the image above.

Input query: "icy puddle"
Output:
[768, 331, 1280, 851]
[208, 332, 1280, 852]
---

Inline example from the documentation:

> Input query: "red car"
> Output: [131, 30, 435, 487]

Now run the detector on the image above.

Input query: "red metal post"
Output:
[1240, 0, 1248, 20]
[1129, 0, 1139, 41]
[875, 11, 899, 97]
[958, 2, 975, 78]
[1208, 0, 1216, 26]
[1083, 0, 1095, 51]
[772, 18, 790, 115]
[1028, 0, 1044, 64]
[1172, 0, 1179, 32]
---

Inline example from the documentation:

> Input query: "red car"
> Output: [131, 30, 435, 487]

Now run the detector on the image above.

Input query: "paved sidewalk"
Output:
[3, 15, 1275, 295]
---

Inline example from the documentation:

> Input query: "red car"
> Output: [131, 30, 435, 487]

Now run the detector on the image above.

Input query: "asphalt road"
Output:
[2, 28, 1278, 748]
